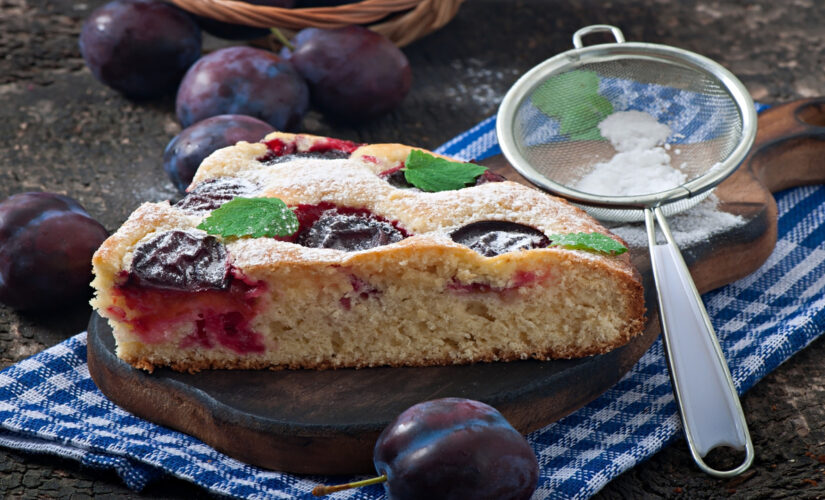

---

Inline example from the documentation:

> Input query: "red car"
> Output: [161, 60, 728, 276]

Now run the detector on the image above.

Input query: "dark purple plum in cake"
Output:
[296, 209, 405, 251]
[164, 115, 274, 193]
[128, 230, 230, 291]
[379, 165, 506, 190]
[0, 192, 109, 310]
[175, 178, 259, 213]
[474, 170, 507, 185]
[379, 166, 413, 189]
[450, 221, 550, 257]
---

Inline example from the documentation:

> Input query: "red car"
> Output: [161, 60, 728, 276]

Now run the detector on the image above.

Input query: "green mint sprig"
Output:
[197, 197, 299, 239]
[402, 149, 488, 192]
[548, 232, 627, 255]
[531, 70, 613, 140]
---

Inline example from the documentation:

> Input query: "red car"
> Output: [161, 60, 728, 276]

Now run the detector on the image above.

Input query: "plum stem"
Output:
[312, 474, 388, 496]
[270, 28, 294, 51]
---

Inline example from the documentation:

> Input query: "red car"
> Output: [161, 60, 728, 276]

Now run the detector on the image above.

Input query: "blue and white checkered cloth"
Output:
[1, 105, 823, 499]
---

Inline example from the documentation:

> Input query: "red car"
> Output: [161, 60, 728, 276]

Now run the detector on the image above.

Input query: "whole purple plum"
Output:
[78, 0, 201, 99]
[0, 193, 109, 311]
[286, 26, 411, 122]
[176, 46, 309, 130]
[195, 0, 294, 40]
[373, 398, 539, 500]
[163, 114, 274, 193]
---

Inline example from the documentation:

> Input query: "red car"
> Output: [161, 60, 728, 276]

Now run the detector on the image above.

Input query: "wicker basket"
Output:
[170, 0, 464, 47]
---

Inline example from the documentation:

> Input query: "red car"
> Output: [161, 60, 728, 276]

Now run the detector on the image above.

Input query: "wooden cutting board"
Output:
[87, 98, 825, 475]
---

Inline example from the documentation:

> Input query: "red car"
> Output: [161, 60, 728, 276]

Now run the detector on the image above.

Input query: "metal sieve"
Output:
[497, 25, 757, 477]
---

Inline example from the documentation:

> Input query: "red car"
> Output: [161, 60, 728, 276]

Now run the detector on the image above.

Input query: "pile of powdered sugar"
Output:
[575, 110, 687, 196]
[572, 110, 746, 246]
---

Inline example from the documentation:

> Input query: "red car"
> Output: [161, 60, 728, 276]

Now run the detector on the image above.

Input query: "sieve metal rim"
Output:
[496, 37, 758, 211]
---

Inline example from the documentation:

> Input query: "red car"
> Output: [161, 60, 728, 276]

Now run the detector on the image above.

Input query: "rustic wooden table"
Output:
[2, 0, 824, 497]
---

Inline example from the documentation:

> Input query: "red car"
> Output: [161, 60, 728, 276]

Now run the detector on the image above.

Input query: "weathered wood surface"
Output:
[2, 0, 825, 497]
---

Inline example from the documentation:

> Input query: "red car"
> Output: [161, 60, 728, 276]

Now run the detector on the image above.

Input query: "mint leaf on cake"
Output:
[402, 150, 488, 192]
[197, 197, 299, 238]
[548, 232, 628, 255]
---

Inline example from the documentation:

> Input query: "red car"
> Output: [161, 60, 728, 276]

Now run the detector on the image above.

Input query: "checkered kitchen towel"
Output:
[1, 103, 824, 499]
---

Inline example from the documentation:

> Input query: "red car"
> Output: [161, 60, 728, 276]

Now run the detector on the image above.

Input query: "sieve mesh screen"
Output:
[510, 57, 743, 204]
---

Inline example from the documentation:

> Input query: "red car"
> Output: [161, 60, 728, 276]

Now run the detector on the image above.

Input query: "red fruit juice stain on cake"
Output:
[349, 274, 379, 298]
[447, 271, 545, 297]
[307, 137, 361, 154]
[339, 273, 381, 310]
[257, 137, 361, 163]
[259, 138, 296, 159]
[183, 311, 260, 353]
[378, 165, 403, 177]
[109, 269, 267, 354]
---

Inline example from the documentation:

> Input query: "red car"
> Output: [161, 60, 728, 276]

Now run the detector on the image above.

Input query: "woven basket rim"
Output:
[171, 0, 464, 46]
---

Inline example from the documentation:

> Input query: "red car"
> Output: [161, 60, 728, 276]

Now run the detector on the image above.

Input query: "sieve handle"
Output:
[645, 206, 754, 478]
[572, 25, 625, 49]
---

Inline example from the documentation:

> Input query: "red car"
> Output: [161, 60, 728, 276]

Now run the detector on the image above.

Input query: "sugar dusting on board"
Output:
[575, 110, 687, 196]
[607, 194, 746, 248]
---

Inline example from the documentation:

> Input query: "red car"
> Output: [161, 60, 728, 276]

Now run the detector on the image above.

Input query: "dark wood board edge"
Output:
[493, 317, 661, 436]
[87, 312, 660, 475]
[87, 313, 381, 474]
[691, 98, 825, 290]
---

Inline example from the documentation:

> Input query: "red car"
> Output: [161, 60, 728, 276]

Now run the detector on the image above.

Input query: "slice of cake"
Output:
[91, 132, 645, 372]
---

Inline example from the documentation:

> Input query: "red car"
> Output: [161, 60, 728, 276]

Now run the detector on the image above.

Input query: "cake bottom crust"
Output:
[119, 325, 641, 374]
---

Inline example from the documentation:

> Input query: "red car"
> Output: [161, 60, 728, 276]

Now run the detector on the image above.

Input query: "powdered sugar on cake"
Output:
[141, 133, 634, 271]
[194, 150, 606, 242]
[243, 158, 382, 207]
[575, 110, 687, 196]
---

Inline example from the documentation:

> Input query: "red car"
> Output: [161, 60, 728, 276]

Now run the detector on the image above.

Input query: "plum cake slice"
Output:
[91, 132, 645, 372]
